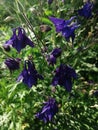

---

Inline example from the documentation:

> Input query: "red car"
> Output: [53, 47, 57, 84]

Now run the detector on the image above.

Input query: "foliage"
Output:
[0, 0, 98, 130]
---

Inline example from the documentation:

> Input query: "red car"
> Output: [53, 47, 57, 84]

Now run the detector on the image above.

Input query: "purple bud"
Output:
[5, 58, 20, 72]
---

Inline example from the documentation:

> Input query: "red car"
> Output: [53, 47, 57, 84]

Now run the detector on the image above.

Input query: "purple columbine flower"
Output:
[47, 48, 62, 65]
[52, 64, 77, 92]
[78, 1, 93, 18]
[47, 55, 56, 65]
[35, 98, 58, 123]
[3, 27, 34, 53]
[49, 16, 76, 33]
[61, 23, 80, 42]
[17, 60, 43, 88]
[5, 58, 20, 72]
[49, 16, 80, 42]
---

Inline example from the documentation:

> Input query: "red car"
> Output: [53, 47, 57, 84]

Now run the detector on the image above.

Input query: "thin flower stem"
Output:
[16, 0, 47, 54]
[22, 13, 50, 58]
[22, 13, 47, 60]
[22, 13, 39, 42]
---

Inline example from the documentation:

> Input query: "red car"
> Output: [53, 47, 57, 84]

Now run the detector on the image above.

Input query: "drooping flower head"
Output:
[17, 60, 43, 88]
[5, 58, 20, 72]
[36, 98, 58, 123]
[3, 27, 34, 53]
[51, 48, 62, 58]
[47, 48, 62, 65]
[49, 16, 80, 42]
[61, 23, 80, 42]
[49, 16, 76, 33]
[52, 64, 77, 92]
[78, 1, 93, 18]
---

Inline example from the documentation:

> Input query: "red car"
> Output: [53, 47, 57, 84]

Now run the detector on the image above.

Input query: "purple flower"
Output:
[47, 48, 62, 65]
[47, 55, 56, 65]
[17, 60, 43, 88]
[51, 48, 62, 57]
[78, 1, 93, 18]
[52, 64, 77, 92]
[47, 0, 53, 5]
[5, 58, 20, 72]
[36, 98, 58, 123]
[49, 16, 80, 42]
[3, 27, 34, 53]
[62, 23, 80, 42]
[49, 16, 76, 33]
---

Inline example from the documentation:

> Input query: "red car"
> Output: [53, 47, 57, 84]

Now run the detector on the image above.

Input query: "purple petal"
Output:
[64, 79, 72, 92]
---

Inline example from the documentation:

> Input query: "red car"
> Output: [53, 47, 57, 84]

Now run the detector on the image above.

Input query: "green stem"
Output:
[15, 0, 48, 61]
[0, 47, 13, 58]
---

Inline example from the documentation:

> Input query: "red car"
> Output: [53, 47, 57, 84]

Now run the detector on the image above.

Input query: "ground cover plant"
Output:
[0, 0, 98, 130]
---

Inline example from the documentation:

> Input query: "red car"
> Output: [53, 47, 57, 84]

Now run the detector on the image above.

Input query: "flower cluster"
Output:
[49, 1, 94, 42]
[36, 98, 58, 123]
[3, 0, 95, 124]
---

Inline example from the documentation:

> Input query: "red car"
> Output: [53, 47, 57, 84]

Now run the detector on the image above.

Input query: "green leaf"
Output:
[41, 17, 52, 25]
